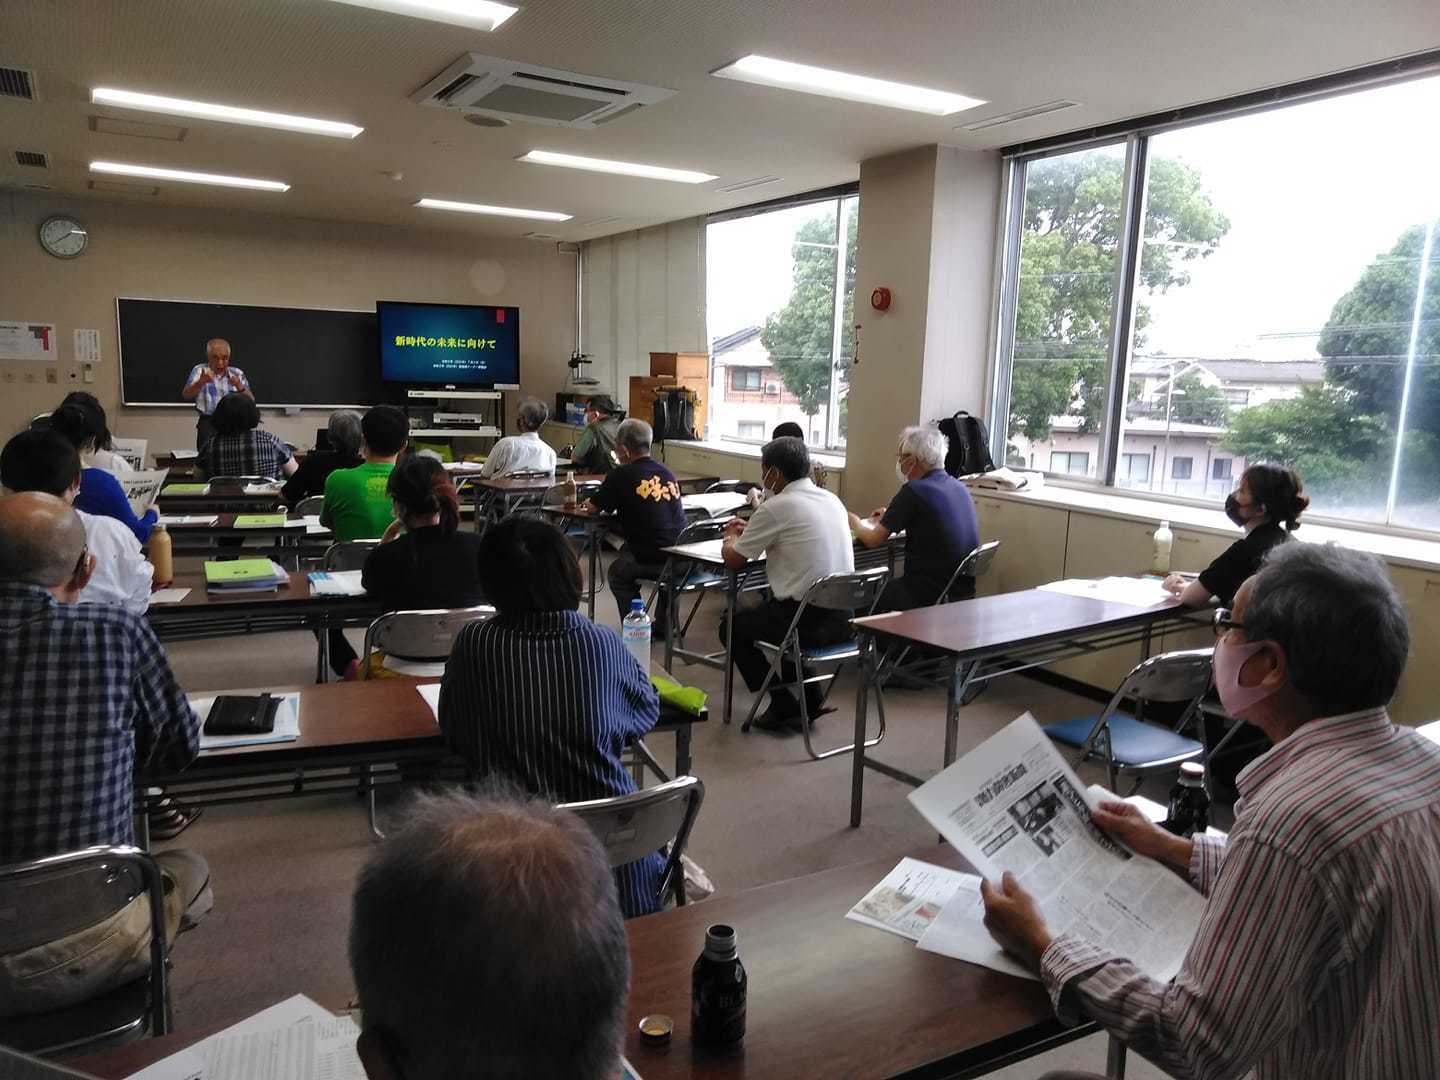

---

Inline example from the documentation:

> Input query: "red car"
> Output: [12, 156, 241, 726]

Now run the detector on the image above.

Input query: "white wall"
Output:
[582, 218, 706, 400]
[0, 191, 576, 452]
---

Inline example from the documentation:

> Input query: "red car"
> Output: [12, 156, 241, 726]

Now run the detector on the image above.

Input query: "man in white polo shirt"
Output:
[479, 397, 557, 478]
[721, 436, 854, 733]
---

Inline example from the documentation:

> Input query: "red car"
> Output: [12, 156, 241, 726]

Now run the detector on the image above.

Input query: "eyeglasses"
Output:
[73, 546, 90, 579]
[1212, 607, 1244, 637]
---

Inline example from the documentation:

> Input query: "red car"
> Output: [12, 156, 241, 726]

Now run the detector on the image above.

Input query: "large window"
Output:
[993, 70, 1440, 532]
[707, 191, 858, 451]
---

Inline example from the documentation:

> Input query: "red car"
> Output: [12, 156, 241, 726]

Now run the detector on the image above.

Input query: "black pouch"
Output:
[203, 693, 279, 736]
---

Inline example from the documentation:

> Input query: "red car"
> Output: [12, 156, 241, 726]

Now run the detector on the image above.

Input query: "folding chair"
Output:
[740, 567, 891, 761]
[878, 540, 1002, 690]
[1043, 647, 1213, 793]
[322, 540, 379, 571]
[559, 775, 704, 910]
[640, 517, 737, 648]
[704, 479, 762, 496]
[0, 847, 169, 1057]
[542, 480, 605, 592]
[358, 606, 496, 838]
[110, 437, 148, 470]
[294, 495, 325, 517]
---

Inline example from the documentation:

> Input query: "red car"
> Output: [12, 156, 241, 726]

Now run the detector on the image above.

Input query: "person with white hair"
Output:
[584, 417, 685, 630]
[349, 789, 630, 1080]
[479, 396, 557, 478]
[851, 424, 979, 611]
[984, 543, 1440, 1080]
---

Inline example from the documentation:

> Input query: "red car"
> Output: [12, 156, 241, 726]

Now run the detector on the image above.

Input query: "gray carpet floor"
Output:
[155, 564, 1202, 1079]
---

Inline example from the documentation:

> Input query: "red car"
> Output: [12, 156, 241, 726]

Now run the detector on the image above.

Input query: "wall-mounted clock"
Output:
[38, 214, 89, 259]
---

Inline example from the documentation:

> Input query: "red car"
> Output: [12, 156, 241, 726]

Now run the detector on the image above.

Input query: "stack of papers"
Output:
[234, 513, 288, 529]
[127, 994, 363, 1080]
[158, 514, 220, 527]
[243, 482, 284, 495]
[204, 559, 290, 593]
[194, 692, 302, 750]
[163, 482, 211, 496]
[1038, 576, 1172, 607]
[300, 514, 328, 535]
[307, 570, 366, 597]
[167, 448, 200, 461]
[148, 587, 193, 606]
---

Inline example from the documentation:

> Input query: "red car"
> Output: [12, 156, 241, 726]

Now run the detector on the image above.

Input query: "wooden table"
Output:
[846, 588, 1203, 826]
[146, 571, 381, 679]
[73, 850, 1084, 1080]
[156, 482, 285, 514]
[159, 511, 332, 559]
[656, 536, 901, 724]
[137, 677, 705, 842]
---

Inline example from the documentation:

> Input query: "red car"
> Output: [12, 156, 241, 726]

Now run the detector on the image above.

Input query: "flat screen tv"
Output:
[377, 300, 520, 389]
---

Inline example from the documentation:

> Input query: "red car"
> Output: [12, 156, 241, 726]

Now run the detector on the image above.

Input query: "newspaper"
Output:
[916, 873, 1036, 980]
[122, 469, 169, 519]
[908, 712, 1206, 981]
[1037, 576, 1172, 608]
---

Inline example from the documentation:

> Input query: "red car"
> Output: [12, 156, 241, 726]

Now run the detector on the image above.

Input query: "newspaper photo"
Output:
[846, 857, 969, 941]
[122, 468, 169, 519]
[909, 712, 1206, 981]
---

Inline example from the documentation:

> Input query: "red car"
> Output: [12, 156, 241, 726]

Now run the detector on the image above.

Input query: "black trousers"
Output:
[196, 413, 216, 451]
[609, 546, 668, 624]
[722, 598, 852, 715]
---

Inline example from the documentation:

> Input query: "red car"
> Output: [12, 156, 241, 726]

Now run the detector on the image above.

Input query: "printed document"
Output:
[123, 469, 169, 518]
[909, 712, 1205, 981]
[308, 570, 366, 597]
[1037, 576, 1172, 608]
[916, 874, 1037, 980]
[846, 857, 967, 941]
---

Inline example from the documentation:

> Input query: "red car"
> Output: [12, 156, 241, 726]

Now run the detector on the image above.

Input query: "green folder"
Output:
[234, 514, 287, 528]
[651, 672, 708, 717]
[163, 483, 209, 495]
[204, 558, 280, 584]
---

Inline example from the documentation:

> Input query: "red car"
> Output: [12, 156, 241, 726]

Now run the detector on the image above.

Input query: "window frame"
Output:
[1171, 456, 1194, 481]
[986, 51, 1440, 540]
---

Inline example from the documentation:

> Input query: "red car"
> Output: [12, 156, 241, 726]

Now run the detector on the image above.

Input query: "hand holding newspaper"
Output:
[123, 469, 169, 519]
[908, 712, 1206, 981]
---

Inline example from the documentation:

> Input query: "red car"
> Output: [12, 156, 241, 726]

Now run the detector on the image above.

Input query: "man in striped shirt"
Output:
[982, 542, 1440, 1080]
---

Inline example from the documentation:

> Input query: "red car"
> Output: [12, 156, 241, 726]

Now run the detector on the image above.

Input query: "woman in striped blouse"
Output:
[437, 514, 663, 917]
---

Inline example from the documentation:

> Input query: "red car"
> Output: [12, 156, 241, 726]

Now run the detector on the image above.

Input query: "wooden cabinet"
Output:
[1386, 566, 1440, 727]
[972, 496, 1067, 597]
[650, 351, 710, 381]
[629, 375, 708, 440]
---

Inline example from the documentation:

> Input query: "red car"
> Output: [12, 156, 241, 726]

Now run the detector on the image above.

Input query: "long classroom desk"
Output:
[160, 511, 332, 560]
[846, 589, 1204, 826]
[136, 678, 704, 844]
[74, 847, 1086, 1080]
[146, 571, 381, 679]
[656, 535, 901, 724]
[155, 482, 285, 514]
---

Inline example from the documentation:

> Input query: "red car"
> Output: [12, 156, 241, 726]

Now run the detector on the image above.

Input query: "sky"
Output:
[703, 73, 1440, 366]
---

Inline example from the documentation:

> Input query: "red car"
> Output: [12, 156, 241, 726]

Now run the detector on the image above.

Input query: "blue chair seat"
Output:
[1044, 714, 1203, 768]
[646, 568, 727, 592]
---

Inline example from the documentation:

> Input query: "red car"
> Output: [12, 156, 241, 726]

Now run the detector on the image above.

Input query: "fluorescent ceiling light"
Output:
[325, 0, 518, 31]
[517, 149, 717, 185]
[92, 87, 363, 139]
[89, 161, 290, 192]
[416, 197, 570, 221]
[711, 54, 984, 116]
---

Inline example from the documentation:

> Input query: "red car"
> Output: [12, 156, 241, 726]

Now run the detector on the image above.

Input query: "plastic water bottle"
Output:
[147, 524, 173, 587]
[622, 598, 651, 674]
[1152, 519, 1173, 574]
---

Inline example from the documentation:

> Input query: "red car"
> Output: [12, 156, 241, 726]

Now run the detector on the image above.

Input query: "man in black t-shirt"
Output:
[586, 418, 686, 629]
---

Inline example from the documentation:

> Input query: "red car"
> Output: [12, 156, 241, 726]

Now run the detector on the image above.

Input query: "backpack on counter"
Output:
[938, 411, 994, 477]
[653, 388, 698, 442]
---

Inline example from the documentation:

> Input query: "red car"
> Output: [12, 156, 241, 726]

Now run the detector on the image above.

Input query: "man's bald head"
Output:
[0, 492, 87, 587]
[206, 339, 232, 370]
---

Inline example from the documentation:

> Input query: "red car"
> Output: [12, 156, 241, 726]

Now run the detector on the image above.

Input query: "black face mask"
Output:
[1225, 494, 1250, 528]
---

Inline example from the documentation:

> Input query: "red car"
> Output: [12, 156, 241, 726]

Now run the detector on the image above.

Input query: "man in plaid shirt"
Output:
[0, 492, 212, 1017]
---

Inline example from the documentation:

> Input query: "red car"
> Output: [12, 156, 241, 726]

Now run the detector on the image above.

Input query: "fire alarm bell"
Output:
[870, 287, 892, 311]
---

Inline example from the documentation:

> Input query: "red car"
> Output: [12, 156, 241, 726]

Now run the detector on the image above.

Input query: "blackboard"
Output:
[117, 298, 388, 408]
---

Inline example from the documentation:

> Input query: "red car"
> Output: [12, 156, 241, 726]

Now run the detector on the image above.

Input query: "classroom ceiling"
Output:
[3, 0, 1439, 241]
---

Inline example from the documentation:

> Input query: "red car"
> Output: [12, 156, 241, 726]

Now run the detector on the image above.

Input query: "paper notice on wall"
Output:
[0, 320, 58, 361]
[74, 327, 102, 363]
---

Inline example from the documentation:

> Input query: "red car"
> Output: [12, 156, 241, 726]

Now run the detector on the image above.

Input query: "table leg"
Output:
[135, 795, 152, 851]
[1140, 623, 1154, 660]
[850, 635, 872, 828]
[662, 559, 679, 671]
[318, 621, 331, 685]
[587, 523, 599, 621]
[675, 724, 691, 778]
[944, 656, 963, 767]
[722, 569, 739, 724]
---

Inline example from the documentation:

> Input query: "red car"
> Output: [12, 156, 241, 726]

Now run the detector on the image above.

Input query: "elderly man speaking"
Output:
[982, 542, 1440, 1080]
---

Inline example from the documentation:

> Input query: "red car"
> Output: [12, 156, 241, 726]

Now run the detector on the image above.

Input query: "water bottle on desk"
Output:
[622, 599, 651, 674]
[1163, 761, 1210, 838]
[1152, 519, 1173, 574]
[148, 524, 173, 587]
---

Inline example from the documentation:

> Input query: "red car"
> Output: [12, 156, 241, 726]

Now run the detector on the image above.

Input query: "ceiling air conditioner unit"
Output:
[413, 53, 676, 129]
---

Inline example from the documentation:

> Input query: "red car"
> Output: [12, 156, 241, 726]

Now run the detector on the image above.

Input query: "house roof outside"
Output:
[711, 325, 763, 357]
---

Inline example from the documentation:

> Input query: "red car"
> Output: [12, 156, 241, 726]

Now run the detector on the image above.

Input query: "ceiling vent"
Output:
[719, 174, 781, 194]
[522, 231, 562, 241]
[414, 53, 675, 129]
[960, 100, 1080, 132]
[90, 115, 188, 141]
[14, 149, 48, 168]
[0, 66, 36, 101]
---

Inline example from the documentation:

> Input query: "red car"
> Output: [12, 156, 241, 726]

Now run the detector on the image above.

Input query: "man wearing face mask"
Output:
[720, 436, 854, 733]
[1164, 462, 1308, 608]
[850, 425, 979, 611]
[980, 542, 1440, 1080]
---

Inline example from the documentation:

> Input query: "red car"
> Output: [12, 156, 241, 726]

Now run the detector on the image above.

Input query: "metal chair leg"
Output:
[368, 777, 385, 841]
[1106, 1034, 1128, 1078]
[799, 655, 887, 762]
[740, 638, 790, 732]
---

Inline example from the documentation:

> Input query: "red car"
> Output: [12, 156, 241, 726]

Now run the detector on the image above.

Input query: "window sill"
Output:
[658, 437, 846, 470]
[978, 482, 1440, 573]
